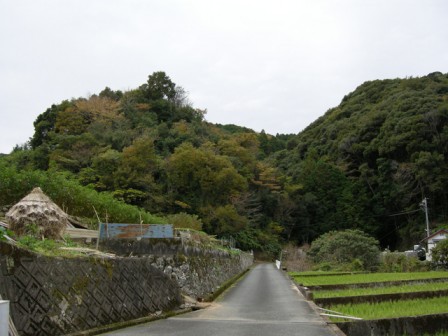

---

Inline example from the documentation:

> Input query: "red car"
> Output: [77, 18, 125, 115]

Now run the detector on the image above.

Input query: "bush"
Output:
[379, 251, 430, 272]
[432, 239, 448, 266]
[166, 212, 203, 230]
[308, 229, 380, 271]
[0, 227, 13, 241]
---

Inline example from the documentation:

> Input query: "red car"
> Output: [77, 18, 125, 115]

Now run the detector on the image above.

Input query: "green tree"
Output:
[110, 136, 163, 207]
[99, 87, 123, 101]
[165, 143, 247, 209]
[308, 229, 380, 270]
[91, 149, 122, 190]
[142, 71, 176, 101]
[30, 100, 72, 148]
[202, 204, 248, 236]
[431, 239, 448, 266]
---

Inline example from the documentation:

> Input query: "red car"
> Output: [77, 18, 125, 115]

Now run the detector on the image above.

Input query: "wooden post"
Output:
[92, 206, 101, 250]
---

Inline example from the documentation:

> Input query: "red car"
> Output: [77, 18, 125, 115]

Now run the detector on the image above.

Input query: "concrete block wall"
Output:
[0, 242, 181, 335]
[0, 240, 253, 335]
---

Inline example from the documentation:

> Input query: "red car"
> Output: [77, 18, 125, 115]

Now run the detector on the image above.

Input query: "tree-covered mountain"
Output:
[272, 71, 448, 249]
[2, 72, 293, 255]
[2, 71, 447, 252]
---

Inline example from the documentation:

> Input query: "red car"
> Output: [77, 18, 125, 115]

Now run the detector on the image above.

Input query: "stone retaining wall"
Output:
[336, 313, 448, 336]
[0, 240, 253, 335]
[150, 251, 253, 299]
[100, 239, 254, 299]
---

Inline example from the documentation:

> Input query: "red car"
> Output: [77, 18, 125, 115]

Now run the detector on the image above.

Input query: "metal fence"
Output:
[98, 223, 174, 239]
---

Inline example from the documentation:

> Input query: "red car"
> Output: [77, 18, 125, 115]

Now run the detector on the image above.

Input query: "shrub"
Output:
[432, 239, 448, 266]
[0, 227, 13, 241]
[379, 251, 430, 272]
[308, 229, 380, 271]
[166, 212, 203, 230]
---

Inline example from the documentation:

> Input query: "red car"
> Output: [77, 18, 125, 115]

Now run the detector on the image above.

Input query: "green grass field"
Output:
[288, 271, 364, 277]
[314, 281, 448, 299]
[291, 271, 448, 286]
[328, 296, 448, 320]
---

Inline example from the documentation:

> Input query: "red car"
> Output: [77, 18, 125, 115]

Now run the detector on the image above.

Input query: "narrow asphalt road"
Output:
[102, 263, 339, 336]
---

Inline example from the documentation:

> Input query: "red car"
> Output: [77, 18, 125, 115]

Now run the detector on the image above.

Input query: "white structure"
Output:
[421, 229, 448, 261]
[0, 300, 9, 336]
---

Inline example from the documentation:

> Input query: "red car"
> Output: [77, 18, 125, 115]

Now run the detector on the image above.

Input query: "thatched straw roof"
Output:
[6, 187, 73, 239]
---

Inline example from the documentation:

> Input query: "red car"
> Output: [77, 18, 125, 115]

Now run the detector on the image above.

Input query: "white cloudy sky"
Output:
[1, 0, 447, 154]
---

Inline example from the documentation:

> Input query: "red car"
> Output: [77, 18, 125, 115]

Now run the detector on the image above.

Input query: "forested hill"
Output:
[272, 71, 448, 249]
[1, 71, 448, 252]
[1, 72, 293, 255]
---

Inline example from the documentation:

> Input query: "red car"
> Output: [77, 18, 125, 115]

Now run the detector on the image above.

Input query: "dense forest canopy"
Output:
[2, 71, 448, 253]
[272, 71, 448, 249]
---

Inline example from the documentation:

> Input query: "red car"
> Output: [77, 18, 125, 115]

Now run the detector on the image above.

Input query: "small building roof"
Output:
[420, 229, 448, 243]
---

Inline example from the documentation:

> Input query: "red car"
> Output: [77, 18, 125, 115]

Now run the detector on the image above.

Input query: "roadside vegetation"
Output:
[0, 162, 165, 228]
[13, 234, 91, 258]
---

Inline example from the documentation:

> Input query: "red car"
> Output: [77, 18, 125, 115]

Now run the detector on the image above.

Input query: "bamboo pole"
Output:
[320, 313, 363, 321]
[317, 307, 363, 320]
[92, 206, 101, 250]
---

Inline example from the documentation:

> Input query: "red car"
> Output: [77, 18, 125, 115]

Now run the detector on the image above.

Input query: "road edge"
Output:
[67, 265, 254, 336]
[285, 270, 347, 336]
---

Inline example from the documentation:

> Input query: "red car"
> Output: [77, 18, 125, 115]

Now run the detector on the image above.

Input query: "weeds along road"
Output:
[103, 263, 339, 336]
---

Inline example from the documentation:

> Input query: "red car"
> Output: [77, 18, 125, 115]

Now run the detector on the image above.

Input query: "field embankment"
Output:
[291, 271, 448, 335]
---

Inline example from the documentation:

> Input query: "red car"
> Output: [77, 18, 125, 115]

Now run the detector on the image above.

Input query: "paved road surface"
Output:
[103, 263, 339, 336]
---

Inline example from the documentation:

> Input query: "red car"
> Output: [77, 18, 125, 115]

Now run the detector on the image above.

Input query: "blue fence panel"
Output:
[99, 223, 173, 239]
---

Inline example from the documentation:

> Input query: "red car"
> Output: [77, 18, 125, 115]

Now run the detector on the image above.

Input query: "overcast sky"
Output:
[1, 0, 447, 154]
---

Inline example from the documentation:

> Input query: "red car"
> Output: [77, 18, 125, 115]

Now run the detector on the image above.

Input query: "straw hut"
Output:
[6, 187, 72, 239]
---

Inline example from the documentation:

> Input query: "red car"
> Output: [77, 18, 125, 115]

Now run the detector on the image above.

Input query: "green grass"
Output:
[16, 235, 87, 257]
[0, 162, 166, 227]
[292, 272, 448, 286]
[289, 271, 363, 277]
[315, 282, 448, 298]
[328, 296, 448, 320]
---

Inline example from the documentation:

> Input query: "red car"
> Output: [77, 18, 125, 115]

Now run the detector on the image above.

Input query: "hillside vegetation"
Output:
[2, 72, 291, 255]
[272, 71, 448, 248]
[2, 71, 448, 252]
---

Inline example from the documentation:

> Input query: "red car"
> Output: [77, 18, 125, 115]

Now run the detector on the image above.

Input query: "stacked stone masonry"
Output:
[99, 239, 254, 299]
[0, 240, 253, 335]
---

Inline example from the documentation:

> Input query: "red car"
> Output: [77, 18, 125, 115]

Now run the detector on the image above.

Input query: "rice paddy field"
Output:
[314, 282, 448, 299]
[291, 271, 448, 287]
[290, 271, 448, 321]
[328, 296, 448, 320]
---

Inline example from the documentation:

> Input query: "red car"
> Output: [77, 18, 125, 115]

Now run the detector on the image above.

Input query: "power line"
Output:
[387, 209, 422, 217]
[373, 208, 422, 218]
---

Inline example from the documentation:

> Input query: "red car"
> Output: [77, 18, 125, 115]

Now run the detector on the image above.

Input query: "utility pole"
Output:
[421, 198, 430, 238]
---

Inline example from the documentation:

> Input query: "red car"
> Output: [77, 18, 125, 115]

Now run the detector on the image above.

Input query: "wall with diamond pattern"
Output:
[0, 242, 181, 336]
[0, 240, 253, 335]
